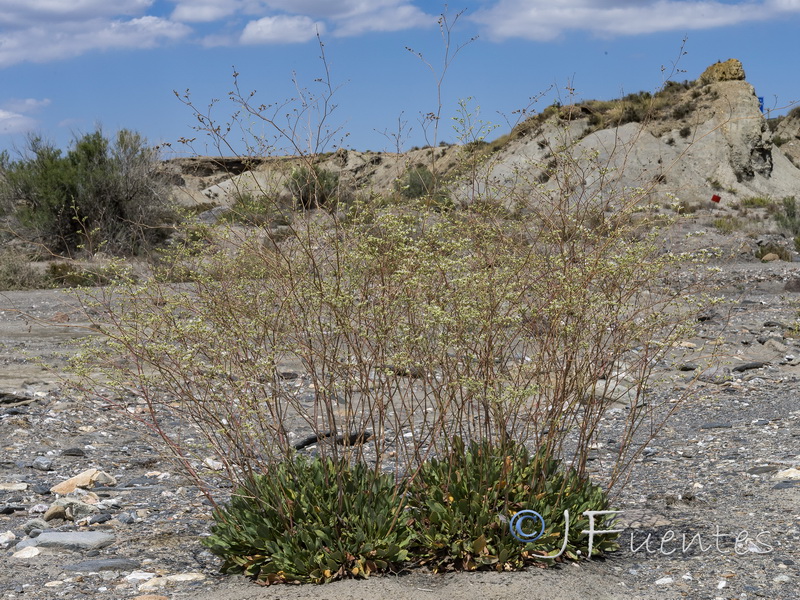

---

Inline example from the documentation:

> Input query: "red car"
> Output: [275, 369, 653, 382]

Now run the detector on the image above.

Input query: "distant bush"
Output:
[46, 261, 120, 288]
[672, 104, 691, 120]
[0, 130, 174, 256]
[396, 164, 436, 199]
[395, 164, 451, 210]
[223, 191, 292, 227]
[679, 126, 692, 138]
[756, 242, 792, 262]
[288, 165, 339, 209]
[740, 196, 773, 209]
[713, 216, 740, 234]
[0, 249, 48, 291]
[774, 196, 800, 235]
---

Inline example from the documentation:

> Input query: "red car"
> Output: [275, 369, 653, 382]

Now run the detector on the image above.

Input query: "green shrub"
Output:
[774, 196, 800, 234]
[740, 196, 773, 208]
[755, 242, 791, 262]
[288, 165, 339, 209]
[713, 216, 740, 234]
[673, 104, 691, 120]
[0, 129, 174, 256]
[395, 165, 451, 210]
[204, 456, 412, 584]
[409, 438, 618, 571]
[222, 191, 290, 226]
[0, 249, 49, 291]
[46, 261, 131, 288]
[396, 165, 436, 199]
[204, 439, 618, 584]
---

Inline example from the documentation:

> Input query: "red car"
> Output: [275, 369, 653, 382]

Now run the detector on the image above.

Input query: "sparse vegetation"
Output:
[288, 164, 340, 209]
[0, 248, 48, 291]
[54, 24, 735, 586]
[756, 242, 792, 262]
[713, 216, 741, 234]
[0, 129, 175, 257]
[740, 196, 773, 209]
[774, 196, 800, 232]
[70, 73, 708, 583]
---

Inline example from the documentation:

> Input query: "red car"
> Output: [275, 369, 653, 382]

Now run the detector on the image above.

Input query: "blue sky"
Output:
[1, 1, 799, 157]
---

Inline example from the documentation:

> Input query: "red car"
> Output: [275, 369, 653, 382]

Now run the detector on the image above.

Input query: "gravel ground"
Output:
[1, 262, 798, 600]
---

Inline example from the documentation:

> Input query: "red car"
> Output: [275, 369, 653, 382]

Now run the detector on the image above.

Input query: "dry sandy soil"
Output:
[1, 253, 799, 600]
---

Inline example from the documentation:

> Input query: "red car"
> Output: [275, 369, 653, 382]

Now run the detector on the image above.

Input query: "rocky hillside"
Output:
[163, 59, 800, 216]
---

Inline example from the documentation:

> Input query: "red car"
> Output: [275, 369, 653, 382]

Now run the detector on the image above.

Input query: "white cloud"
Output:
[2, 98, 51, 114]
[236, 1, 433, 39]
[0, 17, 191, 67]
[170, 0, 241, 23]
[0, 0, 436, 64]
[240, 15, 324, 44]
[471, 0, 800, 41]
[331, 3, 432, 36]
[0, 0, 154, 25]
[0, 98, 50, 134]
[0, 109, 37, 134]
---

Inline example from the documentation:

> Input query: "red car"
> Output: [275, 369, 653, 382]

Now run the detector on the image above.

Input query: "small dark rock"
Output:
[699, 422, 733, 430]
[61, 447, 86, 457]
[784, 278, 800, 292]
[88, 513, 113, 524]
[763, 320, 787, 328]
[678, 363, 698, 371]
[32, 484, 51, 495]
[278, 371, 300, 380]
[773, 481, 800, 490]
[697, 310, 720, 322]
[31, 456, 54, 471]
[22, 518, 48, 534]
[64, 558, 140, 572]
[732, 361, 767, 372]
[746, 466, 779, 474]
[0, 504, 26, 515]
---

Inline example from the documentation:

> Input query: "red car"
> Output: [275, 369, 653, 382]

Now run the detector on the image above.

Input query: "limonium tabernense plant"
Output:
[68, 10, 723, 584]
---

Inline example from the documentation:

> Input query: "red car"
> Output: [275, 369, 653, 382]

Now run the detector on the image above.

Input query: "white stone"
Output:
[0, 482, 27, 491]
[775, 468, 800, 480]
[138, 577, 167, 591]
[166, 573, 206, 582]
[12, 546, 41, 559]
[0, 531, 16, 548]
[655, 576, 674, 585]
[203, 457, 224, 471]
[124, 571, 157, 582]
